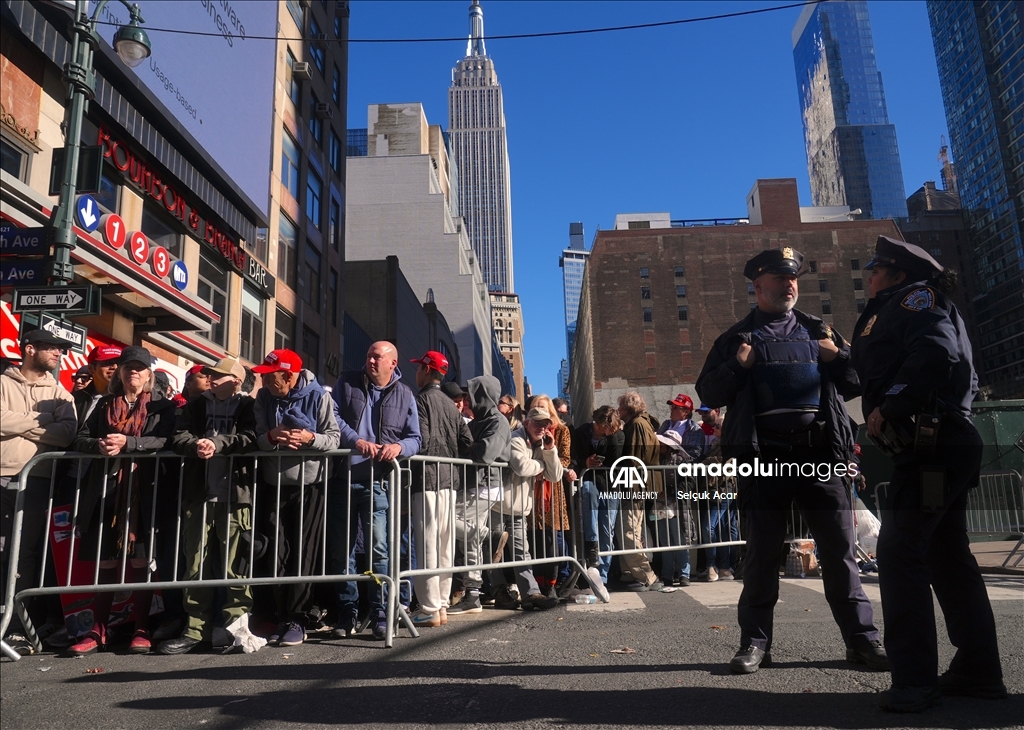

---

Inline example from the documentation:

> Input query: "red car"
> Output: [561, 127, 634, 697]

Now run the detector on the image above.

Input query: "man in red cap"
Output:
[407, 351, 472, 627]
[658, 393, 705, 461]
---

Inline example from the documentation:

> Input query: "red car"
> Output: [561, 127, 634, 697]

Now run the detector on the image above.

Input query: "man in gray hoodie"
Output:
[447, 375, 510, 615]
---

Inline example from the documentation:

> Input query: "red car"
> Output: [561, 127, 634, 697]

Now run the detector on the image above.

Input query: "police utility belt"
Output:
[869, 408, 948, 459]
[756, 421, 827, 451]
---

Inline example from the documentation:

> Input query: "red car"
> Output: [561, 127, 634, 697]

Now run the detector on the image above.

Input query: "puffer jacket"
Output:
[412, 382, 473, 492]
[0, 366, 77, 478]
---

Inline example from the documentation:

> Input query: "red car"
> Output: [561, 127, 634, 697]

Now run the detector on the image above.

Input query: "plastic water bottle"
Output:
[574, 594, 598, 604]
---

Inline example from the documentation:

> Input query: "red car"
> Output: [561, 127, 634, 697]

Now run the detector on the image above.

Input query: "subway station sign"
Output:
[98, 127, 275, 296]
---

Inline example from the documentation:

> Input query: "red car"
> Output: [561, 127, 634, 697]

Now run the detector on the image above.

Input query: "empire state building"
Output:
[448, 0, 514, 294]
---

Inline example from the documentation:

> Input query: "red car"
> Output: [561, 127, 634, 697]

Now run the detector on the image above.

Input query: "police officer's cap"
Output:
[864, 236, 942, 278]
[743, 247, 804, 280]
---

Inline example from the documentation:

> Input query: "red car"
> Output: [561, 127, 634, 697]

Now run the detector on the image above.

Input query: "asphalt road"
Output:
[2, 574, 1022, 730]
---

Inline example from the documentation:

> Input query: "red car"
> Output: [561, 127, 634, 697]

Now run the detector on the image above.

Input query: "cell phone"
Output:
[593, 455, 605, 465]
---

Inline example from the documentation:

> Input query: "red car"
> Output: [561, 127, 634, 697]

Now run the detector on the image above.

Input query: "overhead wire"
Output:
[91, 1, 817, 44]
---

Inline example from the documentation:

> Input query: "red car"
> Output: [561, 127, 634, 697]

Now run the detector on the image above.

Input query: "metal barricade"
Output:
[967, 470, 1023, 535]
[1, 448, 402, 659]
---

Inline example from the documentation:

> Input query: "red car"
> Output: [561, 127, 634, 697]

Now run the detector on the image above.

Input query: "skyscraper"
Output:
[560, 222, 590, 388]
[448, 0, 514, 294]
[927, 1, 1024, 397]
[793, 1, 908, 220]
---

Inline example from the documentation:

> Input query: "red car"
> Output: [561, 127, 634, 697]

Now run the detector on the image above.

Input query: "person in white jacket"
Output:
[487, 407, 563, 611]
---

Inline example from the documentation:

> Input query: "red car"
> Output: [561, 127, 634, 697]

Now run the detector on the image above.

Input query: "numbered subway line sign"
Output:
[95, 212, 189, 291]
[128, 231, 149, 265]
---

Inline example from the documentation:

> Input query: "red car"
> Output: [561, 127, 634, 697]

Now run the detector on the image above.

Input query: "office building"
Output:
[927, 0, 1024, 397]
[793, 1, 908, 220]
[559, 221, 590, 398]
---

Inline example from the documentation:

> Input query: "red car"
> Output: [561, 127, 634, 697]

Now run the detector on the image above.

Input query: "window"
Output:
[281, 130, 301, 200]
[309, 18, 325, 73]
[329, 130, 342, 175]
[678, 305, 688, 321]
[275, 306, 295, 350]
[278, 213, 297, 288]
[197, 250, 229, 347]
[676, 285, 687, 298]
[95, 168, 119, 213]
[930, 247, 942, 257]
[332, 65, 341, 104]
[674, 266, 684, 278]
[850, 258, 860, 270]
[853, 278, 863, 291]
[1, 137, 27, 180]
[286, 49, 300, 106]
[639, 267, 650, 279]
[240, 284, 265, 364]
[286, 0, 304, 30]
[819, 280, 829, 293]
[309, 93, 323, 145]
[329, 198, 341, 250]
[808, 260, 818, 273]
[643, 307, 653, 323]
[747, 282, 755, 295]
[641, 286, 651, 299]
[302, 325, 320, 378]
[628, 220, 650, 230]
[304, 244, 321, 311]
[306, 169, 322, 228]
[249, 227, 269, 263]
[334, 14, 343, 37]
[329, 268, 338, 326]
[141, 204, 183, 259]
[856, 299, 866, 314]
[821, 299, 832, 315]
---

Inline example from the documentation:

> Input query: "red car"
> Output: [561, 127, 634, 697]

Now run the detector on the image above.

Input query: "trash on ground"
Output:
[610, 647, 635, 654]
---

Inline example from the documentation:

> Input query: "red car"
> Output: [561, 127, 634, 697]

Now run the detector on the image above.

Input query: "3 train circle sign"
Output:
[97, 212, 187, 289]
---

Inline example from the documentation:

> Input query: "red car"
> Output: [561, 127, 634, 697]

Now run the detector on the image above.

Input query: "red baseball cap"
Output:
[410, 350, 449, 375]
[186, 364, 205, 378]
[252, 349, 302, 374]
[87, 345, 122, 364]
[667, 394, 694, 410]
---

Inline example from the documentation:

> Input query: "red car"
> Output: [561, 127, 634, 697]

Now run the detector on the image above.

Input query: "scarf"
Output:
[107, 392, 151, 554]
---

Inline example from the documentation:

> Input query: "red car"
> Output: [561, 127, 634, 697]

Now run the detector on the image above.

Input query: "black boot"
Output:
[585, 541, 600, 569]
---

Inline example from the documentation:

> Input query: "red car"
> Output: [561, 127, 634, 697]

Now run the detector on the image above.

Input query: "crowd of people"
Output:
[0, 236, 1008, 714]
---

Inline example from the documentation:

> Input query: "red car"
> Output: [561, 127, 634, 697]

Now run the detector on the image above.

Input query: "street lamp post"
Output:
[48, 0, 151, 285]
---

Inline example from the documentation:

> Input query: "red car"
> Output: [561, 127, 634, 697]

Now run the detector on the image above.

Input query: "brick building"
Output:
[568, 178, 902, 426]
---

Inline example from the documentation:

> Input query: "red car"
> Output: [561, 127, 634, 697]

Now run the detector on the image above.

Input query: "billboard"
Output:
[95, 0, 278, 218]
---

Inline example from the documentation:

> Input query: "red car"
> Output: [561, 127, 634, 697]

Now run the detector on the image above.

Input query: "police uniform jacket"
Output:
[850, 278, 976, 430]
[695, 308, 860, 463]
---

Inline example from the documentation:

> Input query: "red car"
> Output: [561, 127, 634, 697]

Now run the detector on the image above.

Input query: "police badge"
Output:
[861, 315, 877, 336]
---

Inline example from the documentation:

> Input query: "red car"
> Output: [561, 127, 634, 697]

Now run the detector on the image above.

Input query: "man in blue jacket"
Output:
[330, 341, 421, 640]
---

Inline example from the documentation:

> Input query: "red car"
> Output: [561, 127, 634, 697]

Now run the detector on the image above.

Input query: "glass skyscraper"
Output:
[560, 222, 589, 398]
[927, 1, 1024, 397]
[793, 1, 908, 220]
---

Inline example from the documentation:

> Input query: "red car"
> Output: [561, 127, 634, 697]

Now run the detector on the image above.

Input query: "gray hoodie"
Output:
[466, 375, 511, 500]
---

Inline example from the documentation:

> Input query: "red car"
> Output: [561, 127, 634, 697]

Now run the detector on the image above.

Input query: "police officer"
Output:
[851, 236, 1005, 712]
[696, 248, 887, 674]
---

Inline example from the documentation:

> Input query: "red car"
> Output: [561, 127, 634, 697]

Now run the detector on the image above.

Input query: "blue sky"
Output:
[347, 0, 950, 398]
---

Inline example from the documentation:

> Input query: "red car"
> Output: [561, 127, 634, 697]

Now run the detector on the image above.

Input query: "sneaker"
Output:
[447, 592, 483, 615]
[128, 629, 152, 654]
[479, 592, 496, 606]
[522, 593, 558, 610]
[718, 568, 734, 580]
[332, 611, 358, 639]
[586, 567, 610, 602]
[677, 575, 691, 587]
[277, 622, 306, 647]
[268, 622, 288, 645]
[44, 627, 73, 650]
[938, 670, 1008, 699]
[5, 633, 34, 656]
[410, 610, 441, 628]
[491, 530, 509, 563]
[879, 685, 942, 713]
[493, 585, 520, 610]
[698, 567, 719, 582]
[627, 580, 664, 592]
[370, 610, 387, 640]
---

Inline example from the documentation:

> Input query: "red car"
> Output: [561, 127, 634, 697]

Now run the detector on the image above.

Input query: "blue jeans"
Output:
[701, 499, 737, 570]
[329, 480, 389, 615]
[581, 481, 618, 582]
[655, 516, 691, 579]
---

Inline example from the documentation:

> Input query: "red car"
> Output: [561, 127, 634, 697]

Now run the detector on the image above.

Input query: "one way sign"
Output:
[40, 313, 87, 354]
[12, 285, 95, 313]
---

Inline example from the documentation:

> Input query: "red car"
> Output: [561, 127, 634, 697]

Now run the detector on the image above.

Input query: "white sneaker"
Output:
[704, 567, 719, 582]
[718, 569, 734, 580]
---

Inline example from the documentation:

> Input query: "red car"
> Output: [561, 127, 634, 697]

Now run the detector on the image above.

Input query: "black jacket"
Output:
[413, 382, 473, 492]
[850, 279, 977, 424]
[171, 393, 258, 505]
[695, 308, 860, 463]
[569, 422, 624, 492]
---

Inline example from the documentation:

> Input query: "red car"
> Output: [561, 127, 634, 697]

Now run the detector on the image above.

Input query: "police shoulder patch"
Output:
[901, 287, 935, 312]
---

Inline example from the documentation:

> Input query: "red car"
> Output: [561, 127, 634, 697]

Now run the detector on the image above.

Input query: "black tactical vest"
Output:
[751, 322, 821, 417]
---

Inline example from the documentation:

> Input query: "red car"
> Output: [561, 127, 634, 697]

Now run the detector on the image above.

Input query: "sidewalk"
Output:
[972, 539, 1024, 575]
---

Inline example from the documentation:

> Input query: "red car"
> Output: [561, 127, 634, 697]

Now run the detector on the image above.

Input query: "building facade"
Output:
[559, 221, 590, 399]
[490, 291, 526, 399]
[793, 0, 908, 220]
[927, 0, 1024, 398]
[568, 179, 901, 426]
[345, 103, 497, 384]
